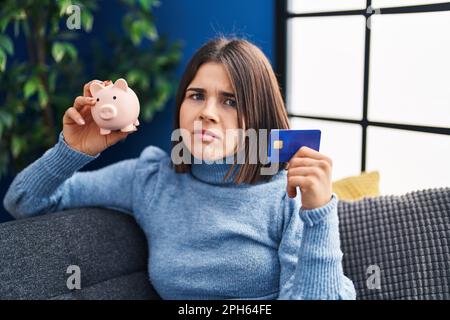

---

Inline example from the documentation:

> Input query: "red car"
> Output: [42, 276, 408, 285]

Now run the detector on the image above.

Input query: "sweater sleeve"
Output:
[2, 131, 138, 219]
[277, 192, 356, 300]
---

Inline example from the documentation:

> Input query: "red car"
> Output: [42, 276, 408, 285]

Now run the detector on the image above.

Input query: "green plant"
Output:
[0, 0, 181, 177]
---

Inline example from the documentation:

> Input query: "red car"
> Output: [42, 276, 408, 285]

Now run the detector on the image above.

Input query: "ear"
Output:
[113, 78, 128, 91]
[90, 81, 105, 96]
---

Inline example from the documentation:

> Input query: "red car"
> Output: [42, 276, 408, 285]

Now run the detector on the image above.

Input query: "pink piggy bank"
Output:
[89, 78, 140, 135]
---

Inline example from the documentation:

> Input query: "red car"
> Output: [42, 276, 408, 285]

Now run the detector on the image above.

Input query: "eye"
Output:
[224, 98, 237, 107]
[189, 93, 204, 101]
[96, 98, 99, 102]
[113, 96, 116, 100]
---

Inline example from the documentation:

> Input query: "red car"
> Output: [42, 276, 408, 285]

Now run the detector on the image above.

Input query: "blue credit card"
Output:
[268, 129, 321, 163]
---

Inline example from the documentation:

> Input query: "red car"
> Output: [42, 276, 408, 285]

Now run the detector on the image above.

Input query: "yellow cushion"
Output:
[332, 171, 380, 201]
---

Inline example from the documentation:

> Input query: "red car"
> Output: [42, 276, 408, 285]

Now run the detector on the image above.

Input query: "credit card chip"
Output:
[273, 140, 283, 149]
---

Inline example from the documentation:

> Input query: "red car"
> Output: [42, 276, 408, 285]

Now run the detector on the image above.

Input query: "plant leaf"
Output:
[59, 0, 73, 16]
[63, 42, 78, 60]
[24, 77, 38, 98]
[145, 22, 158, 40]
[51, 41, 77, 62]
[0, 110, 14, 129]
[48, 70, 57, 92]
[0, 34, 14, 55]
[130, 21, 143, 45]
[0, 13, 12, 32]
[11, 135, 26, 159]
[52, 42, 65, 62]
[81, 10, 93, 32]
[38, 85, 49, 108]
[0, 49, 6, 72]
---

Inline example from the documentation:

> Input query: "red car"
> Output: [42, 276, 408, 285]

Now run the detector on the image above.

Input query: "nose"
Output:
[198, 98, 219, 123]
[99, 104, 118, 120]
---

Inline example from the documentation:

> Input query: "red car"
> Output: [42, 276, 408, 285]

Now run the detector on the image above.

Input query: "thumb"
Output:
[287, 184, 297, 198]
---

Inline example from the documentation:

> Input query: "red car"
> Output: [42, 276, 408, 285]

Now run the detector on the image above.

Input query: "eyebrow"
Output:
[186, 87, 235, 98]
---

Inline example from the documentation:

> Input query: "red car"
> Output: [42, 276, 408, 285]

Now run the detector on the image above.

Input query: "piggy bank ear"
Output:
[90, 81, 105, 96]
[113, 78, 128, 91]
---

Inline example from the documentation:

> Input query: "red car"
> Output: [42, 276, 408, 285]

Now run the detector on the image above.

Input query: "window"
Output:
[278, 0, 450, 195]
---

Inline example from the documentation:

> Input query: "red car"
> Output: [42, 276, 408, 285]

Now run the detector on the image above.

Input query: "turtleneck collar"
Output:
[189, 154, 285, 186]
[190, 154, 240, 185]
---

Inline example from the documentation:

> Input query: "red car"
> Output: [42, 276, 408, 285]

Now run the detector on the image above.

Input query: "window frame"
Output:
[275, 0, 450, 172]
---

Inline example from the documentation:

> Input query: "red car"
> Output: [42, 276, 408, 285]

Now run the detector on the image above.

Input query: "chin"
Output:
[189, 144, 234, 163]
[191, 147, 222, 162]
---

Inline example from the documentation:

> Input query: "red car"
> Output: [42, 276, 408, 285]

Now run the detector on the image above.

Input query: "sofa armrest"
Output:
[0, 207, 160, 300]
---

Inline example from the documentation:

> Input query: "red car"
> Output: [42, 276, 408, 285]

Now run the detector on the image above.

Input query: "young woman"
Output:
[3, 38, 356, 300]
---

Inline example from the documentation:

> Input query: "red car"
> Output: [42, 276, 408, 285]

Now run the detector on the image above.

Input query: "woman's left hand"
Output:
[286, 146, 333, 209]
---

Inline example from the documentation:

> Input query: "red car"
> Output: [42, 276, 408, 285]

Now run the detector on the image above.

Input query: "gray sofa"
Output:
[0, 187, 449, 300]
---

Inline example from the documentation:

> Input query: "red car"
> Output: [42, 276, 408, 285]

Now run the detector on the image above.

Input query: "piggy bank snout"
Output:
[98, 104, 118, 120]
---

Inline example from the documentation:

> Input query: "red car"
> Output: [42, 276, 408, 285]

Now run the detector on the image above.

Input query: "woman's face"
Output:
[179, 62, 242, 161]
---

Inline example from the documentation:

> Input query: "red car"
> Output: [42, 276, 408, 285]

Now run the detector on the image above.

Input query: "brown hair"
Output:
[172, 37, 290, 184]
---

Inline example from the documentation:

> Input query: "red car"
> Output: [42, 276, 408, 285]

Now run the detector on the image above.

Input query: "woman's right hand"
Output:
[62, 80, 136, 156]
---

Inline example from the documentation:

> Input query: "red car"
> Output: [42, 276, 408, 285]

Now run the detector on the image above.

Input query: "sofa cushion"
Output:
[338, 187, 450, 299]
[332, 171, 380, 201]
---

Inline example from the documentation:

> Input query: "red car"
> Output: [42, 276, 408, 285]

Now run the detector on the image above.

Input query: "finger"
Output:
[82, 105, 96, 120]
[65, 107, 85, 125]
[80, 104, 91, 114]
[287, 176, 313, 198]
[83, 79, 102, 97]
[287, 166, 322, 179]
[292, 146, 332, 165]
[288, 157, 332, 174]
[288, 157, 320, 168]
[74, 96, 96, 110]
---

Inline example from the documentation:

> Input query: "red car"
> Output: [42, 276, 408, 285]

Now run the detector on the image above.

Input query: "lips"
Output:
[193, 129, 219, 142]
[194, 129, 218, 138]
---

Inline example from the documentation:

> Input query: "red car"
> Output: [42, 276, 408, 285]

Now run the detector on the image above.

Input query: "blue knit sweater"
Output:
[3, 131, 356, 300]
